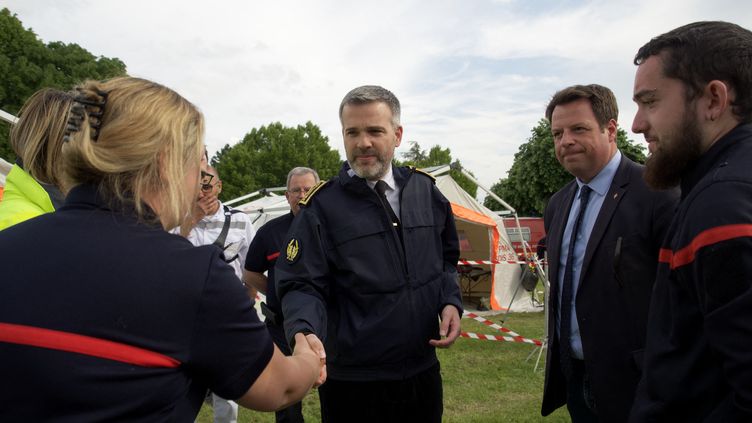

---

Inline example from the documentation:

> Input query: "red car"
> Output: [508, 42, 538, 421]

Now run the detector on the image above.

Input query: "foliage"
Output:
[197, 311, 570, 422]
[396, 141, 478, 197]
[211, 121, 341, 202]
[484, 119, 647, 216]
[0, 8, 127, 160]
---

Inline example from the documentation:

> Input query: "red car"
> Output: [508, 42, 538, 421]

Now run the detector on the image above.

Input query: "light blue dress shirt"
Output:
[558, 151, 622, 359]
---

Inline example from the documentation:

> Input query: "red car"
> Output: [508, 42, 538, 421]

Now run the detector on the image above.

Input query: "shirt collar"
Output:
[576, 150, 621, 196]
[203, 200, 225, 221]
[346, 165, 397, 191]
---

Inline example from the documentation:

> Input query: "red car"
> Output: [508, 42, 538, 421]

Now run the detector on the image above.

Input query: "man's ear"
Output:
[217, 180, 222, 194]
[703, 80, 731, 122]
[606, 118, 618, 143]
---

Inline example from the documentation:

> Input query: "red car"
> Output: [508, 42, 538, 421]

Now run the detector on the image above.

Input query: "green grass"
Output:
[196, 311, 570, 422]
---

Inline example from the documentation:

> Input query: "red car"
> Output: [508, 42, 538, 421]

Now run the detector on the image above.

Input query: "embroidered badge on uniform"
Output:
[286, 238, 300, 263]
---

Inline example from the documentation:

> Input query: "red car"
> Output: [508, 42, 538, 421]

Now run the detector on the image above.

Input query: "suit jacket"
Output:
[541, 155, 678, 422]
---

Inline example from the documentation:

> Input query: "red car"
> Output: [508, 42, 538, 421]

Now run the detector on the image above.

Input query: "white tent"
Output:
[228, 167, 538, 312]
[0, 109, 17, 192]
[234, 192, 289, 227]
[0, 157, 11, 189]
[433, 173, 537, 312]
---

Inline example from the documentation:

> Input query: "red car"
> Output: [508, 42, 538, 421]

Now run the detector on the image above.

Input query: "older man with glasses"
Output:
[243, 166, 320, 423]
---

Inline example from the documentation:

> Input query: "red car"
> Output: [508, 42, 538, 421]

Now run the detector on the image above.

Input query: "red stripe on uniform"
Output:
[267, 251, 280, 261]
[664, 224, 752, 269]
[0, 322, 180, 368]
[658, 248, 673, 263]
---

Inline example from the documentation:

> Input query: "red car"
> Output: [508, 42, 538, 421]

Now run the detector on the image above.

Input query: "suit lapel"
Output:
[548, 181, 578, 300]
[580, 158, 632, 283]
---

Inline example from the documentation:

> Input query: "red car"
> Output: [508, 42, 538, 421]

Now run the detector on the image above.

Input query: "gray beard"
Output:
[349, 159, 388, 181]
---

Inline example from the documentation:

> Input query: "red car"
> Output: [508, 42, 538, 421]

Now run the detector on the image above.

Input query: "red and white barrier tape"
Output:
[460, 332, 543, 346]
[458, 259, 546, 266]
[459, 259, 514, 265]
[463, 312, 521, 337]
[460, 312, 542, 346]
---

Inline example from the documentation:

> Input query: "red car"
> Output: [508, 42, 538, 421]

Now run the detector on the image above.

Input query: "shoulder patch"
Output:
[285, 238, 301, 263]
[298, 180, 328, 207]
[410, 166, 436, 183]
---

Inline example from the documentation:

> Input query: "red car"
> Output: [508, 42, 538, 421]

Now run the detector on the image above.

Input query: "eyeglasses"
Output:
[288, 186, 313, 195]
[200, 171, 217, 192]
[200, 182, 218, 192]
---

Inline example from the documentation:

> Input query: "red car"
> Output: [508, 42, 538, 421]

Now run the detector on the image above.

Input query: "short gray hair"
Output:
[339, 85, 401, 128]
[286, 166, 320, 189]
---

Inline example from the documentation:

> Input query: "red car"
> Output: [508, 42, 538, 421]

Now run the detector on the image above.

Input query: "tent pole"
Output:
[450, 162, 515, 214]
[450, 162, 535, 268]
[0, 109, 18, 125]
[225, 186, 286, 206]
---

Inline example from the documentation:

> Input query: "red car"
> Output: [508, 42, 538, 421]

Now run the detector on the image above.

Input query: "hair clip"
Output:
[72, 88, 109, 142]
[63, 103, 86, 143]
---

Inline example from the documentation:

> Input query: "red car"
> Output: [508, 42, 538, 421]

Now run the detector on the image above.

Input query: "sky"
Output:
[4, 0, 752, 199]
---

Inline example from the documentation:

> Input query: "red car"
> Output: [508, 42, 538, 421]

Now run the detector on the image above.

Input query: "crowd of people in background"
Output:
[0, 20, 751, 423]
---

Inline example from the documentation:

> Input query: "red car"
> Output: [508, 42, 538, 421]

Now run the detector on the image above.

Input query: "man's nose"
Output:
[560, 131, 576, 146]
[356, 133, 374, 149]
[632, 109, 647, 134]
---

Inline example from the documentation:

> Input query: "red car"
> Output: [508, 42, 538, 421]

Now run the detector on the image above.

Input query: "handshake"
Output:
[293, 332, 327, 388]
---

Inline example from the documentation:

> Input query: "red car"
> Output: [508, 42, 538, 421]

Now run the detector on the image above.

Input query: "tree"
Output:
[484, 119, 646, 216]
[0, 8, 127, 160]
[396, 141, 478, 197]
[211, 121, 342, 201]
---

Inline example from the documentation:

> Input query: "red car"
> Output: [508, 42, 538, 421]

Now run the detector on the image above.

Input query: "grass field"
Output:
[196, 311, 570, 422]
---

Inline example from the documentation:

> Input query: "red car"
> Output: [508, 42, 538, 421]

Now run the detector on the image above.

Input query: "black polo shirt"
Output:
[245, 212, 294, 314]
[0, 184, 273, 421]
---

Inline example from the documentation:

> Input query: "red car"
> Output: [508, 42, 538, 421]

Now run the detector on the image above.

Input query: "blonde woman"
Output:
[0, 88, 73, 230]
[0, 77, 324, 421]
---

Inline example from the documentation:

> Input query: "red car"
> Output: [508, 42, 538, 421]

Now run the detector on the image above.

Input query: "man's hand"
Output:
[429, 305, 461, 348]
[295, 333, 327, 387]
[196, 193, 218, 218]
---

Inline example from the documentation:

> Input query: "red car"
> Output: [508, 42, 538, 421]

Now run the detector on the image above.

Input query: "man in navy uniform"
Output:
[275, 85, 463, 423]
[244, 166, 319, 423]
[629, 21, 752, 422]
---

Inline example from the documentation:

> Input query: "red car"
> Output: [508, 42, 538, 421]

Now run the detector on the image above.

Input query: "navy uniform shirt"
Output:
[0, 184, 273, 422]
[245, 212, 294, 315]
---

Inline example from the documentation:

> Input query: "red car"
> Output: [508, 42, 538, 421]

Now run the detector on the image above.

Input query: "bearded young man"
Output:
[629, 21, 752, 422]
[275, 85, 463, 423]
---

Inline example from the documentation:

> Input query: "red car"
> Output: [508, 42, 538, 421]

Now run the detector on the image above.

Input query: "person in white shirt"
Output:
[181, 164, 256, 423]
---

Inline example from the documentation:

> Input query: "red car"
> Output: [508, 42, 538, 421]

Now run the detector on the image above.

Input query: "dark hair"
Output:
[545, 84, 618, 129]
[634, 21, 752, 124]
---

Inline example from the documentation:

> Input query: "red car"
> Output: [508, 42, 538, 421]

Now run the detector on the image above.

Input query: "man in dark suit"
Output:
[540, 84, 678, 422]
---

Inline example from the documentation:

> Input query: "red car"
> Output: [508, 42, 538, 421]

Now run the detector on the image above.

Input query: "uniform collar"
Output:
[63, 183, 160, 227]
[680, 123, 752, 198]
[341, 161, 406, 189]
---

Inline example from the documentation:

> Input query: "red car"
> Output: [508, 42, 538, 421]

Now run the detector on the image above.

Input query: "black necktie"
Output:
[375, 180, 400, 227]
[559, 185, 592, 375]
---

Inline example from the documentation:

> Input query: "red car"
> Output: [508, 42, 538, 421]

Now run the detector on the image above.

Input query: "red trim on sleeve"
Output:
[663, 224, 752, 269]
[0, 322, 181, 368]
[266, 251, 280, 261]
[658, 248, 673, 264]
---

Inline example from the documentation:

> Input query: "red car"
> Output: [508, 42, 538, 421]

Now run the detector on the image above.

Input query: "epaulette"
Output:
[298, 180, 328, 207]
[410, 166, 436, 183]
